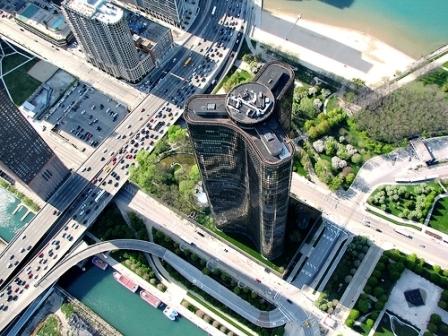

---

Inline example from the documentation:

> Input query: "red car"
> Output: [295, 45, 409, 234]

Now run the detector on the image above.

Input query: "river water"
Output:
[0, 188, 33, 242]
[264, 0, 448, 58]
[63, 266, 206, 336]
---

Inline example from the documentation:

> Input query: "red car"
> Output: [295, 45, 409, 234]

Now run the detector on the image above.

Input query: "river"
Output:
[63, 266, 206, 336]
[0, 188, 34, 242]
[264, 0, 448, 58]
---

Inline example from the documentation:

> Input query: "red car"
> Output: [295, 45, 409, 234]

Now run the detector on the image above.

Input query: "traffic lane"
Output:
[0, 0, 243, 318]
[117, 188, 314, 320]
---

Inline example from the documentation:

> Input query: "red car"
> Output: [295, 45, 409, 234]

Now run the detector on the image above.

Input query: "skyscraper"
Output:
[0, 85, 69, 201]
[132, 0, 185, 27]
[62, 0, 154, 82]
[184, 61, 295, 260]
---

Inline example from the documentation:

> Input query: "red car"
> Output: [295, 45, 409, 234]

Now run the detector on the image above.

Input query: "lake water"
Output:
[0, 188, 33, 242]
[64, 267, 206, 336]
[264, 0, 448, 57]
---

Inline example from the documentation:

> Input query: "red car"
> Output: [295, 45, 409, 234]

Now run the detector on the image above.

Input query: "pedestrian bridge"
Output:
[36, 239, 291, 328]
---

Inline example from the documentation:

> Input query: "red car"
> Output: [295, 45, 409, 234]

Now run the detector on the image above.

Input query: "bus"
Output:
[394, 228, 413, 239]
[95, 190, 106, 203]
[211, 5, 216, 16]
[183, 57, 192, 67]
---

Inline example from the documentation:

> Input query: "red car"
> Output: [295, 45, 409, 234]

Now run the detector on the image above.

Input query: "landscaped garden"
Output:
[367, 183, 443, 224]
[424, 313, 448, 336]
[292, 84, 394, 190]
[130, 125, 320, 273]
[316, 236, 370, 313]
[374, 312, 419, 336]
[346, 253, 405, 335]
[2, 55, 41, 105]
[428, 197, 448, 234]
[346, 249, 448, 335]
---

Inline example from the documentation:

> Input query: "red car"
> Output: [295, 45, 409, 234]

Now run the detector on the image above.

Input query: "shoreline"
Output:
[266, 7, 415, 60]
[250, 5, 416, 86]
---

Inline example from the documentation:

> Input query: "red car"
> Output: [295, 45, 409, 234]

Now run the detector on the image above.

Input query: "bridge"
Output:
[31, 239, 296, 328]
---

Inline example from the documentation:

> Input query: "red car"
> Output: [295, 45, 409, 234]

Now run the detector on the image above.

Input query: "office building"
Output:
[184, 61, 295, 259]
[0, 84, 69, 201]
[62, 0, 154, 82]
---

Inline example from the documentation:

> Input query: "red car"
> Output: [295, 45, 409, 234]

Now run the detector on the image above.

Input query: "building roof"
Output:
[65, 0, 123, 24]
[226, 82, 275, 126]
[185, 62, 294, 164]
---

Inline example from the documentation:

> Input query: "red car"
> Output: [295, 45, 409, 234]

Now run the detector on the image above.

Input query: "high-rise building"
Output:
[0, 85, 69, 201]
[62, 0, 154, 82]
[184, 61, 295, 260]
[132, 0, 185, 27]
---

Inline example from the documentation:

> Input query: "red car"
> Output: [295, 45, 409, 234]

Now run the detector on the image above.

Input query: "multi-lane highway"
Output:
[0, 0, 248, 330]
[115, 185, 321, 329]
[289, 174, 448, 268]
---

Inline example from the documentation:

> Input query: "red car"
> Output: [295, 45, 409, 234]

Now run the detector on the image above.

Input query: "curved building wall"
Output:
[185, 61, 295, 260]
[188, 123, 250, 233]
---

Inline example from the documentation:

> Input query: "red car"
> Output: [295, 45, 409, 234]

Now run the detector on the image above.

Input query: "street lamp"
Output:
[284, 14, 302, 41]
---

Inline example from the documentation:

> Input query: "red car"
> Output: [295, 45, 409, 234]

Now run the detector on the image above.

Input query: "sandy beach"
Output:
[248, 1, 416, 87]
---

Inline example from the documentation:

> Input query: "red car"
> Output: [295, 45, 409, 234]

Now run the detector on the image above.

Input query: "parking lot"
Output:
[42, 82, 128, 149]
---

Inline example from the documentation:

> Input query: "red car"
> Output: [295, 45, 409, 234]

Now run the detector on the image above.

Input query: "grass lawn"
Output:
[37, 315, 61, 336]
[3, 58, 41, 105]
[419, 68, 448, 88]
[1, 53, 29, 74]
[374, 313, 418, 336]
[428, 197, 448, 234]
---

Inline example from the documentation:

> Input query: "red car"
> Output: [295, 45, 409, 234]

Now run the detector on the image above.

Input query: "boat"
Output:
[92, 256, 108, 270]
[163, 306, 179, 321]
[113, 272, 138, 293]
[140, 289, 161, 308]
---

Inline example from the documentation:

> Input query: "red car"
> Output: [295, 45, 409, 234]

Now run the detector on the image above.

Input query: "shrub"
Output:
[345, 319, 354, 327]
[348, 309, 360, 320]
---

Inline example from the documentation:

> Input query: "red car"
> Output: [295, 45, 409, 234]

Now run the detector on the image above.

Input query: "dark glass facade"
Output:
[184, 61, 295, 259]
[0, 84, 68, 200]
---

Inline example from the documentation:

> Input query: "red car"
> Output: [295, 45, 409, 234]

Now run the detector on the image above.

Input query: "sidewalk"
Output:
[337, 245, 382, 321]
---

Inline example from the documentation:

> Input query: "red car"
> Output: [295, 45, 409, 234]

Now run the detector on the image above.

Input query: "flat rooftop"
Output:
[16, 3, 71, 40]
[185, 62, 294, 164]
[65, 0, 123, 24]
[226, 82, 275, 126]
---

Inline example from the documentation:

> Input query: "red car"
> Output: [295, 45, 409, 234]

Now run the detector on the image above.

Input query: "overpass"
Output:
[0, 1, 265, 332]
[27, 239, 298, 329]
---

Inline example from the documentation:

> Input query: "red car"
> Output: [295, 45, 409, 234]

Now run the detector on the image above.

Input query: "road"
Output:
[116, 185, 322, 329]
[0, 0, 248, 331]
[289, 174, 448, 268]
[0, 19, 145, 110]
[29, 239, 289, 328]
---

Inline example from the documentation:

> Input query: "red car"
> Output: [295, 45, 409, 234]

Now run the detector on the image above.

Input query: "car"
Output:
[375, 228, 383, 233]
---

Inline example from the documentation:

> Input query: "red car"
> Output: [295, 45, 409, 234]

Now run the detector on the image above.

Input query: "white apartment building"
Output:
[62, 0, 154, 82]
